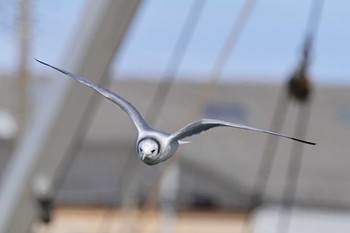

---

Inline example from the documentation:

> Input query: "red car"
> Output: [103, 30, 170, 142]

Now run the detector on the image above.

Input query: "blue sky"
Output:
[0, 0, 349, 85]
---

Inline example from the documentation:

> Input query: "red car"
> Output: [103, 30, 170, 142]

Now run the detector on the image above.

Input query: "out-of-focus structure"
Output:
[0, 0, 141, 232]
[0, 0, 349, 233]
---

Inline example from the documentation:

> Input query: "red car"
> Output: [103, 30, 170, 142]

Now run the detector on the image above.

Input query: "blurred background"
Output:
[0, 0, 349, 233]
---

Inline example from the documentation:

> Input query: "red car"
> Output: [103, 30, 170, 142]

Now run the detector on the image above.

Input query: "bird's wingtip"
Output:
[34, 58, 45, 64]
[293, 137, 317, 145]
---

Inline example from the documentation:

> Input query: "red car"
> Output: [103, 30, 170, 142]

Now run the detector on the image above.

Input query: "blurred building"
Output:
[1, 79, 346, 209]
[0, 78, 349, 232]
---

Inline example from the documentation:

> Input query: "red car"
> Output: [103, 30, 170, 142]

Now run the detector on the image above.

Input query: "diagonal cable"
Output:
[94, 1, 208, 232]
[195, 0, 257, 118]
[275, 101, 313, 233]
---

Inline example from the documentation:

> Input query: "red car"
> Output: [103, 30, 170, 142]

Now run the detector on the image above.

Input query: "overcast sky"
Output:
[0, 0, 349, 85]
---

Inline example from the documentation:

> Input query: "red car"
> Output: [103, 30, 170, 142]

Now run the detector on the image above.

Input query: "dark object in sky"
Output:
[288, 74, 311, 102]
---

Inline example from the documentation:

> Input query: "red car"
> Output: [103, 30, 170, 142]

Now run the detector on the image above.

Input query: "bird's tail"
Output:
[179, 140, 191, 145]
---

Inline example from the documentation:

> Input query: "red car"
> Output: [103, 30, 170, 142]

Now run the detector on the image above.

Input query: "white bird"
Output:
[36, 59, 316, 165]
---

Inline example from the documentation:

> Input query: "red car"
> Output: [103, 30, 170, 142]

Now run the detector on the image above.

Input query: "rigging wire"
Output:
[43, 65, 115, 233]
[237, 80, 291, 233]
[93, 1, 207, 232]
[144, 0, 207, 123]
[160, 0, 258, 191]
[145, 1, 259, 232]
[243, 1, 323, 233]
[170, 1, 259, 231]
[276, 1, 323, 233]
[195, 0, 257, 118]
[127, 0, 258, 230]
[248, 91, 290, 206]
[276, 102, 313, 233]
[305, 0, 324, 40]
[140, 1, 260, 232]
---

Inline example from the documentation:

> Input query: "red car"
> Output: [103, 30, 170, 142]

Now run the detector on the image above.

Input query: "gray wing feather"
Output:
[36, 59, 149, 132]
[170, 119, 316, 145]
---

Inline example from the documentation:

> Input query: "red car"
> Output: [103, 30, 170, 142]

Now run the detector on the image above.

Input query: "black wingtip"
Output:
[34, 58, 49, 67]
[292, 138, 317, 145]
[34, 58, 69, 76]
[34, 58, 42, 63]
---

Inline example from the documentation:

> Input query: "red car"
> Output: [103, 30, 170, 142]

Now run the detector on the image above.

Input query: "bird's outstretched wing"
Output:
[170, 118, 316, 145]
[35, 59, 149, 132]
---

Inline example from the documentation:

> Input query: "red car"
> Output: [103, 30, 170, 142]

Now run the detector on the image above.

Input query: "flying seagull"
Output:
[36, 59, 316, 165]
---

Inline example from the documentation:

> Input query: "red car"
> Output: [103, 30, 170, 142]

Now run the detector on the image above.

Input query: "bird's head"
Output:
[137, 138, 160, 165]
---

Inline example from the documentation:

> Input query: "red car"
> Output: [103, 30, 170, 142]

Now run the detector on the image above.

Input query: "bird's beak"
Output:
[142, 153, 150, 160]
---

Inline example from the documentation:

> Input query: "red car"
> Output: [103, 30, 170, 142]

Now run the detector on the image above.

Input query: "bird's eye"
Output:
[151, 149, 155, 153]
[140, 148, 143, 152]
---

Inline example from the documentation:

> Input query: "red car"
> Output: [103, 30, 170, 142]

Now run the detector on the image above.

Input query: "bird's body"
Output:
[36, 59, 316, 165]
[136, 129, 179, 165]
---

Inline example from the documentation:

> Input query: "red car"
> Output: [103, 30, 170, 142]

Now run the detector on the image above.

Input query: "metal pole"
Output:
[0, 1, 140, 232]
[17, 0, 31, 141]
